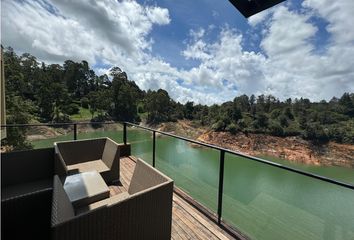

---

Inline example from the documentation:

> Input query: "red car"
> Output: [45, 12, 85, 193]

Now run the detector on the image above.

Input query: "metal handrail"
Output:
[2, 121, 354, 225]
[124, 122, 354, 190]
[123, 122, 354, 225]
[1, 122, 118, 127]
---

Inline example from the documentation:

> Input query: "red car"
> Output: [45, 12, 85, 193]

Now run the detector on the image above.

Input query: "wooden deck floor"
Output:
[110, 156, 234, 240]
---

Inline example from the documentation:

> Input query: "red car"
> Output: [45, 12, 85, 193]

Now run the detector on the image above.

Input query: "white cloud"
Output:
[146, 7, 171, 25]
[302, 0, 354, 44]
[259, 3, 354, 100]
[1, 0, 228, 104]
[96, 68, 111, 77]
[178, 27, 270, 102]
[248, 9, 272, 27]
[2, 0, 170, 64]
[2, 0, 354, 105]
[178, 2, 354, 102]
[260, 6, 318, 57]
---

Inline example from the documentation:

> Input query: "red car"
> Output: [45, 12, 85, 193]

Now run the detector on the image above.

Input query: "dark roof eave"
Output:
[229, 0, 286, 18]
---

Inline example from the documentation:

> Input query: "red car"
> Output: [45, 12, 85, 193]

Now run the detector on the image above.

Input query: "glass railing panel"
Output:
[128, 127, 153, 165]
[222, 153, 354, 240]
[260, 155, 354, 186]
[1, 126, 34, 152]
[30, 125, 74, 149]
[1, 125, 75, 152]
[156, 135, 219, 213]
[77, 122, 123, 143]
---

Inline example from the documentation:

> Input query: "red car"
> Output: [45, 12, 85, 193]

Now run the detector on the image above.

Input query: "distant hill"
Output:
[2, 47, 353, 151]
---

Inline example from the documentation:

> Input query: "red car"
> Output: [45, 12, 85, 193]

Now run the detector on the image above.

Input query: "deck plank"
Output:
[110, 156, 234, 240]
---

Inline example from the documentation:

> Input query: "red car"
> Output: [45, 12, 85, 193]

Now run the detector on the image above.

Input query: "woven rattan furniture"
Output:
[54, 138, 120, 183]
[51, 159, 174, 240]
[1, 148, 55, 240]
[63, 171, 110, 208]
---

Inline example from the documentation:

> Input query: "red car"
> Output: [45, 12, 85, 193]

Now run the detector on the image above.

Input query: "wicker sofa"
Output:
[54, 138, 120, 183]
[1, 148, 55, 240]
[51, 159, 174, 240]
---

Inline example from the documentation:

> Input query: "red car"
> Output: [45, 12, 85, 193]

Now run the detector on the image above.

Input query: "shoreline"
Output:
[196, 131, 354, 168]
[21, 120, 354, 168]
[156, 120, 354, 168]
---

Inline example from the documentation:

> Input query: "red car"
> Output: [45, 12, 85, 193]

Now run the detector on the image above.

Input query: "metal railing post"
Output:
[152, 131, 156, 167]
[73, 123, 77, 140]
[123, 122, 127, 145]
[1, 122, 354, 190]
[217, 150, 225, 225]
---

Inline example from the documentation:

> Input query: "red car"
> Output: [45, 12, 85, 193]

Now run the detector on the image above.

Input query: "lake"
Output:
[32, 127, 354, 240]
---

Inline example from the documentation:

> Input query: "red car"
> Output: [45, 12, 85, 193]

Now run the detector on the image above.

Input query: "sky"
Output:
[1, 0, 354, 105]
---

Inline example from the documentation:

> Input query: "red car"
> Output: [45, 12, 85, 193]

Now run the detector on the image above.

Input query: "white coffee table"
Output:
[63, 171, 110, 208]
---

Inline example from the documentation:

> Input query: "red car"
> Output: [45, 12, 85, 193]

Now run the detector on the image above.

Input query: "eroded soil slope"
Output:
[154, 120, 354, 168]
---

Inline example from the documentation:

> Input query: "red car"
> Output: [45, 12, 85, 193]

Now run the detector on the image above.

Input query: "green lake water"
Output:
[31, 127, 354, 240]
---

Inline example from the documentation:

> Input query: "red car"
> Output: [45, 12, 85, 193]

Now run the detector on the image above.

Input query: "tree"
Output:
[81, 97, 89, 108]
[110, 67, 140, 122]
[231, 101, 242, 122]
[1, 94, 34, 150]
[265, 95, 277, 113]
[63, 60, 94, 99]
[253, 112, 269, 129]
[87, 90, 112, 120]
[256, 94, 266, 112]
[249, 94, 257, 117]
[145, 89, 173, 124]
[207, 104, 220, 124]
[298, 109, 308, 129]
[192, 104, 207, 122]
[283, 107, 294, 120]
[270, 109, 281, 119]
[226, 123, 238, 134]
[3, 47, 26, 97]
[212, 120, 225, 131]
[286, 98, 292, 105]
[170, 102, 185, 121]
[36, 79, 69, 122]
[279, 114, 289, 127]
[339, 92, 354, 117]
[233, 94, 250, 112]
[184, 101, 194, 120]
[303, 123, 329, 143]
[269, 122, 284, 136]
[3, 47, 354, 145]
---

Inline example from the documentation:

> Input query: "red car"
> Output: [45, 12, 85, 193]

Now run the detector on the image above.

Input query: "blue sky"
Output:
[146, 0, 254, 68]
[2, 0, 354, 104]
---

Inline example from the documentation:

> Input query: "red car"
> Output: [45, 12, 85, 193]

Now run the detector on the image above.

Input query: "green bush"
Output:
[253, 113, 268, 129]
[226, 123, 238, 134]
[212, 120, 225, 131]
[327, 122, 354, 144]
[137, 105, 145, 113]
[303, 123, 329, 143]
[237, 119, 247, 130]
[279, 114, 289, 127]
[81, 97, 89, 108]
[52, 114, 72, 124]
[270, 109, 281, 119]
[62, 103, 80, 115]
[269, 122, 284, 136]
[284, 123, 301, 136]
[283, 107, 294, 120]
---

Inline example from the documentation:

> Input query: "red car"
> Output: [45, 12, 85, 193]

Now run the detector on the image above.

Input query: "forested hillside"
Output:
[2, 47, 354, 150]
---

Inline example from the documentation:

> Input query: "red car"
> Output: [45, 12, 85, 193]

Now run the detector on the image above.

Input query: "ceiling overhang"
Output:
[229, 0, 286, 18]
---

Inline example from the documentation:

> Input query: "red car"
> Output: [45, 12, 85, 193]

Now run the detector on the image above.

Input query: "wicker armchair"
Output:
[54, 137, 120, 183]
[51, 159, 174, 240]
